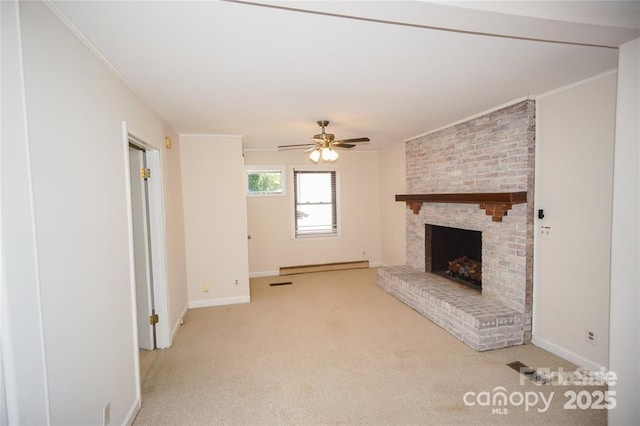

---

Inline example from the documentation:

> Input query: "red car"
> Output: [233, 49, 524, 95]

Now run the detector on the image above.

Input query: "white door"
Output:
[128, 145, 155, 350]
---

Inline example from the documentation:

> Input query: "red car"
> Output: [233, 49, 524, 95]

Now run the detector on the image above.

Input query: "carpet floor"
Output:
[133, 268, 607, 425]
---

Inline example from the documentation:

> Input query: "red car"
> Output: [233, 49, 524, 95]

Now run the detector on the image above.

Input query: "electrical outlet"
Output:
[234, 279, 238, 286]
[539, 225, 552, 240]
[103, 401, 111, 426]
[362, 250, 366, 257]
[585, 329, 596, 345]
[203, 283, 209, 292]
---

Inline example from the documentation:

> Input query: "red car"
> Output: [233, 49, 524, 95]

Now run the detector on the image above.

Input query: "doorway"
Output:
[124, 129, 171, 351]
[124, 126, 172, 408]
[128, 143, 156, 350]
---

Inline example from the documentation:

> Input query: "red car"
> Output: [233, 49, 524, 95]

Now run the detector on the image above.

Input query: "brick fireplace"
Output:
[378, 100, 535, 351]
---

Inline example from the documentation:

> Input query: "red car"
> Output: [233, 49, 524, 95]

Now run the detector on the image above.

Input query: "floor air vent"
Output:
[507, 361, 549, 384]
[269, 281, 293, 287]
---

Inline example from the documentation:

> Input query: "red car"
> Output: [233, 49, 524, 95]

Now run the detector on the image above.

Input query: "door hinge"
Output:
[150, 314, 159, 325]
[140, 168, 151, 179]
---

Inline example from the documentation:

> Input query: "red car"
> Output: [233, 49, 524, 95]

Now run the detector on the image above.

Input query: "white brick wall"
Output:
[382, 100, 535, 346]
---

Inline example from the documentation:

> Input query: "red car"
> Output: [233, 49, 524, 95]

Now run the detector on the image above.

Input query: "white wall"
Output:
[608, 37, 640, 425]
[379, 143, 406, 266]
[180, 135, 250, 306]
[533, 72, 617, 370]
[1, 1, 50, 423]
[2, 1, 189, 424]
[162, 140, 189, 338]
[244, 150, 381, 276]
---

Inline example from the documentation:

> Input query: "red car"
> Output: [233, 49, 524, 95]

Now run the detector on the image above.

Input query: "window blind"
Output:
[293, 169, 337, 237]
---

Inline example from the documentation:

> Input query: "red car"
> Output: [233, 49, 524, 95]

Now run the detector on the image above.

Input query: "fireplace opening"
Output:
[426, 225, 482, 291]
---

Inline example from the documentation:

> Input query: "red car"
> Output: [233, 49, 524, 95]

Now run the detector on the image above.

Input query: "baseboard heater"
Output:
[279, 260, 369, 276]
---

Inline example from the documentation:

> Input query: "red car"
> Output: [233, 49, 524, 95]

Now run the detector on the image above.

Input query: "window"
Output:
[246, 166, 285, 197]
[293, 169, 338, 237]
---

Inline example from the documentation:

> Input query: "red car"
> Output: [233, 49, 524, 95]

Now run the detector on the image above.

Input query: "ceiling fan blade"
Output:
[334, 137, 370, 143]
[333, 143, 356, 149]
[278, 143, 316, 150]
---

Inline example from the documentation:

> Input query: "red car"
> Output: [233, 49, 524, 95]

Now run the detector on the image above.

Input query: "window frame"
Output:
[245, 165, 286, 197]
[291, 166, 341, 240]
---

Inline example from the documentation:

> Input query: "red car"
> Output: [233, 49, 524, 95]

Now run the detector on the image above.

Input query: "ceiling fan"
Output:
[278, 120, 370, 163]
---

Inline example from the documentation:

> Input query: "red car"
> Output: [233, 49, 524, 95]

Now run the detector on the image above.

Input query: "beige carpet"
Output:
[139, 348, 155, 381]
[134, 268, 607, 425]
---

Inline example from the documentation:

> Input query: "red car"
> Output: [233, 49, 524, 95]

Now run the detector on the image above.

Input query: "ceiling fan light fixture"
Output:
[280, 120, 368, 163]
[321, 147, 332, 161]
[309, 149, 321, 163]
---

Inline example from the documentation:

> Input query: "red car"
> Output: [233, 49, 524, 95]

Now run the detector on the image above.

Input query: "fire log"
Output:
[448, 256, 482, 282]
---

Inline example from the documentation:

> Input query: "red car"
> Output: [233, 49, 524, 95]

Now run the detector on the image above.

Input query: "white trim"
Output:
[122, 123, 143, 415]
[171, 304, 189, 343]
[123, 397, 141, 426]
[405, 96, 530, 142]
[189, 296, 251, 309]
[531, 336, 607, 373]
[533, 69, 618, 100]
[291, 234, 343, 241]
[369, 261, 382, 268]
[249, 271, 279, 278]
[143, 150, 172, 349]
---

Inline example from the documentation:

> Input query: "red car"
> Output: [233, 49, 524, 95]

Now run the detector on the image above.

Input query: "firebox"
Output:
[426, 224, 482, 291]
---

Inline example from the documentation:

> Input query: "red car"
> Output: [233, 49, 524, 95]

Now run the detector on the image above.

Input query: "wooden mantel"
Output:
[395, 192, 527, 222]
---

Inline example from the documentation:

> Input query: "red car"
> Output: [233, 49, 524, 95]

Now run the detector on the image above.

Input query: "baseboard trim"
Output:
[249, 270, 279, 278]
[531, 335, 607, 373]
[280, 260, 369, 275]
[251, 264, 380, 278]
[171, 303, 189, 343]
[123, 397, 141, 426]
[189, 295, 251, 309]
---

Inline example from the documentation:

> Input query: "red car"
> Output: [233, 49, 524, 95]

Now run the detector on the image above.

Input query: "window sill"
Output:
[292, 233, 342, 241]
[246, 192, 285, 198]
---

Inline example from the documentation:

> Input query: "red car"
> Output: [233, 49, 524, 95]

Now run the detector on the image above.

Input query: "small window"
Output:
[246, 166, 285, 197]
[293, 169, 338, 238]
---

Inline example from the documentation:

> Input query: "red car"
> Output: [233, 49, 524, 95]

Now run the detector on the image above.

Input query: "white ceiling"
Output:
[52, 0, 640, 151]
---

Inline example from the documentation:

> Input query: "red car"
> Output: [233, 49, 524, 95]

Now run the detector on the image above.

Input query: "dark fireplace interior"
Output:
[427, 225, 482, 291]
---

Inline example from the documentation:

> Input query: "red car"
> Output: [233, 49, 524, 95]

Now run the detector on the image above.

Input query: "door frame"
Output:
[122, 123, 171, 350]
[128, 144, 155, 350]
